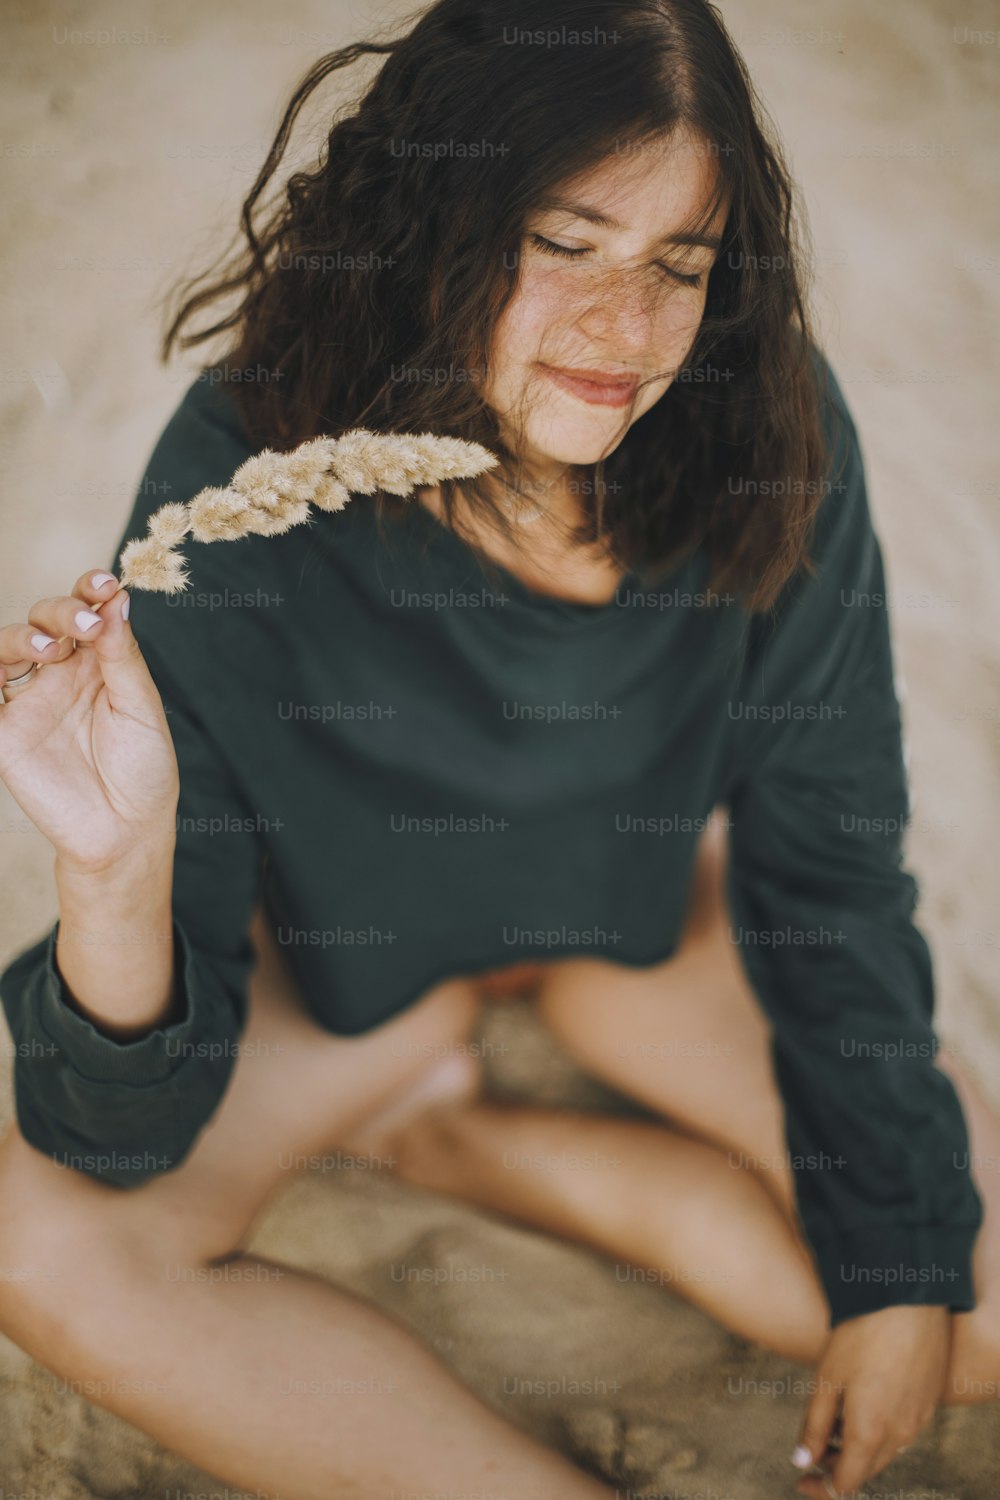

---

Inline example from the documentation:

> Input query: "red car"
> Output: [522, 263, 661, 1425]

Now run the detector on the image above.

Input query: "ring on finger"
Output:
[1, 662, 39, 697]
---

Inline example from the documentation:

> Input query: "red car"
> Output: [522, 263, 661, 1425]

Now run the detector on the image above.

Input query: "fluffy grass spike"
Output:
[117, 428, 498, 593]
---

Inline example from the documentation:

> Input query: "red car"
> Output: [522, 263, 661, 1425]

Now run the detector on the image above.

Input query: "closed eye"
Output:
[529, 233, 705, 288]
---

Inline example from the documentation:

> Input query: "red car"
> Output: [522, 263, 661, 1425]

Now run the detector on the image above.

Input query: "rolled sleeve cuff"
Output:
[36, 916, 199, 1084]
[813, 1223, 980, 1327]
[4, 915, 245, 1187]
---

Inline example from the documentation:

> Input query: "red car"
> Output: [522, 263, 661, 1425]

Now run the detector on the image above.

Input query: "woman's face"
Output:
[484, 127, 729, 476]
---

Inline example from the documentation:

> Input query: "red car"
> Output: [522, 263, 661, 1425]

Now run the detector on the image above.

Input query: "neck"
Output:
[491, 461, 587, 530]
[415, 450, 605, 548]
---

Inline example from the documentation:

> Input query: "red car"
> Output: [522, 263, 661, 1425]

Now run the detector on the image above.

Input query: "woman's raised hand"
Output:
[0, 570, 179, 876]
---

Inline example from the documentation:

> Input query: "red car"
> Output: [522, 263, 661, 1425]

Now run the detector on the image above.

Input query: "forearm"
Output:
[54, 841, 179, 1040]
[0, 838, 251, 1186]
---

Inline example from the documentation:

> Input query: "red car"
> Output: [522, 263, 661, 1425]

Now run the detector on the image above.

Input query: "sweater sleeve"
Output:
[722, 362, 984, 1328]
[0, 377, 266, 1188]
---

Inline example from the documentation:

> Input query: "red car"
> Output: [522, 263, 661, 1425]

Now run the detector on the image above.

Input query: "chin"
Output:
[522, 406, 640, 467]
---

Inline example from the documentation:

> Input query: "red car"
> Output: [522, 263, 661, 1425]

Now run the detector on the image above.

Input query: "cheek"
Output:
[495, 268, 569, 360]
[653, 289, 709, 351]
[486, 269, 570, 405]
[639, 293, 710, 400]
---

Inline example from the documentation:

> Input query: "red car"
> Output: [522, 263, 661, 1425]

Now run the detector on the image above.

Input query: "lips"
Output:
[538, 363, 641, 408]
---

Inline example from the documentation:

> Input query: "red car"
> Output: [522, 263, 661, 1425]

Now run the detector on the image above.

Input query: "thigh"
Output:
[535, 813, 796, 1213]
[0, 904, 484, 1267]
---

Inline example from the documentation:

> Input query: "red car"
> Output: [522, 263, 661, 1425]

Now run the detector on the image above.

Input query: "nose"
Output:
[574, 262, 664, 358]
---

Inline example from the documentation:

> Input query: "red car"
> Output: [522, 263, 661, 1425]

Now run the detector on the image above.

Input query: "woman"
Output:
[0, 3, 997, 1497]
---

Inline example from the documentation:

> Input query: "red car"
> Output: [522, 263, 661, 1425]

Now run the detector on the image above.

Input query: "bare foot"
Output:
[340, 1053, 485, 1163]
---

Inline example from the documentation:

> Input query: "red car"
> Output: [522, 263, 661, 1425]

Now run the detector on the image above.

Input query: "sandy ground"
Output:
[1, 0, 998, 1494]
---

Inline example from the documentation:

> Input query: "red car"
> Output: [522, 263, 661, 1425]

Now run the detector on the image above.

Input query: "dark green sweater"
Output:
[0, 355, 983, 1327]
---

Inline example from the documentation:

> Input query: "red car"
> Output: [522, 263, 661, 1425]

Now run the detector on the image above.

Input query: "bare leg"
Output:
[379, 1074, 1000, 1404]
[379, 1091, 830, 1363]
[0, 908, 614, 1500]
[353, 820, 1000, 1404]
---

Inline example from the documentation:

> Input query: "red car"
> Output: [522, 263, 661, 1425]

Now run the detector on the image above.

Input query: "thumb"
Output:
[90, 588, 164, 722]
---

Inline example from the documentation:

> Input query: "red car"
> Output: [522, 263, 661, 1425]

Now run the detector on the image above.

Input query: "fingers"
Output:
[76, 580, 170, 725]
[827, 1423, 883, 1496]
[26, 571, 120, 644]
[795, 1382, 840, 1485]
[804, 1411, 922, 1498]
[830, 1415, 924, 1498]
[0, 569, 122, 684]
[69, 568, 121, 606]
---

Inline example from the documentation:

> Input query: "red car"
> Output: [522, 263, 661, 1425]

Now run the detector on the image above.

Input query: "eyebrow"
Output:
[534, 195, 724, 251]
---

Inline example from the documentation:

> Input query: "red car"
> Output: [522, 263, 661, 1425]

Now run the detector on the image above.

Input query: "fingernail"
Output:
[90, 572, 117, 590]
[121, 592, 130, 621]
[75, 610, 102, 633]
[31, 633, 58, 652]
[791, 1445, 813, 1468]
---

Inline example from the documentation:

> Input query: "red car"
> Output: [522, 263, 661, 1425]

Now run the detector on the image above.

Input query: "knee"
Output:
[428, 974, 484, 1041]
[0, 1122, 216, 1359]
[0, 1125, 130, 1336]
[534, 967, 637, 1088]
[389, 972, 485, 1072]
[0, 1127, 99, 1348]
[536, 971, 598, 1051]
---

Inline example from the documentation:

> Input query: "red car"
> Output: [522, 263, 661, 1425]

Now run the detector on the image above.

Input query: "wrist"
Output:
[55, 835, 175, 897]
[53, 840, 179, 1037]
[56, 847, 175, 945]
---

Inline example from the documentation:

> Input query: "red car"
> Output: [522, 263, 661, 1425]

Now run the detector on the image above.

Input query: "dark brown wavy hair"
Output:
[160, 0, 835, 612]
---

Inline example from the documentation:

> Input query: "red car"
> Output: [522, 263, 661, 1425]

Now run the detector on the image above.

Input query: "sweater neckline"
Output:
[394, 493, 643, 623]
